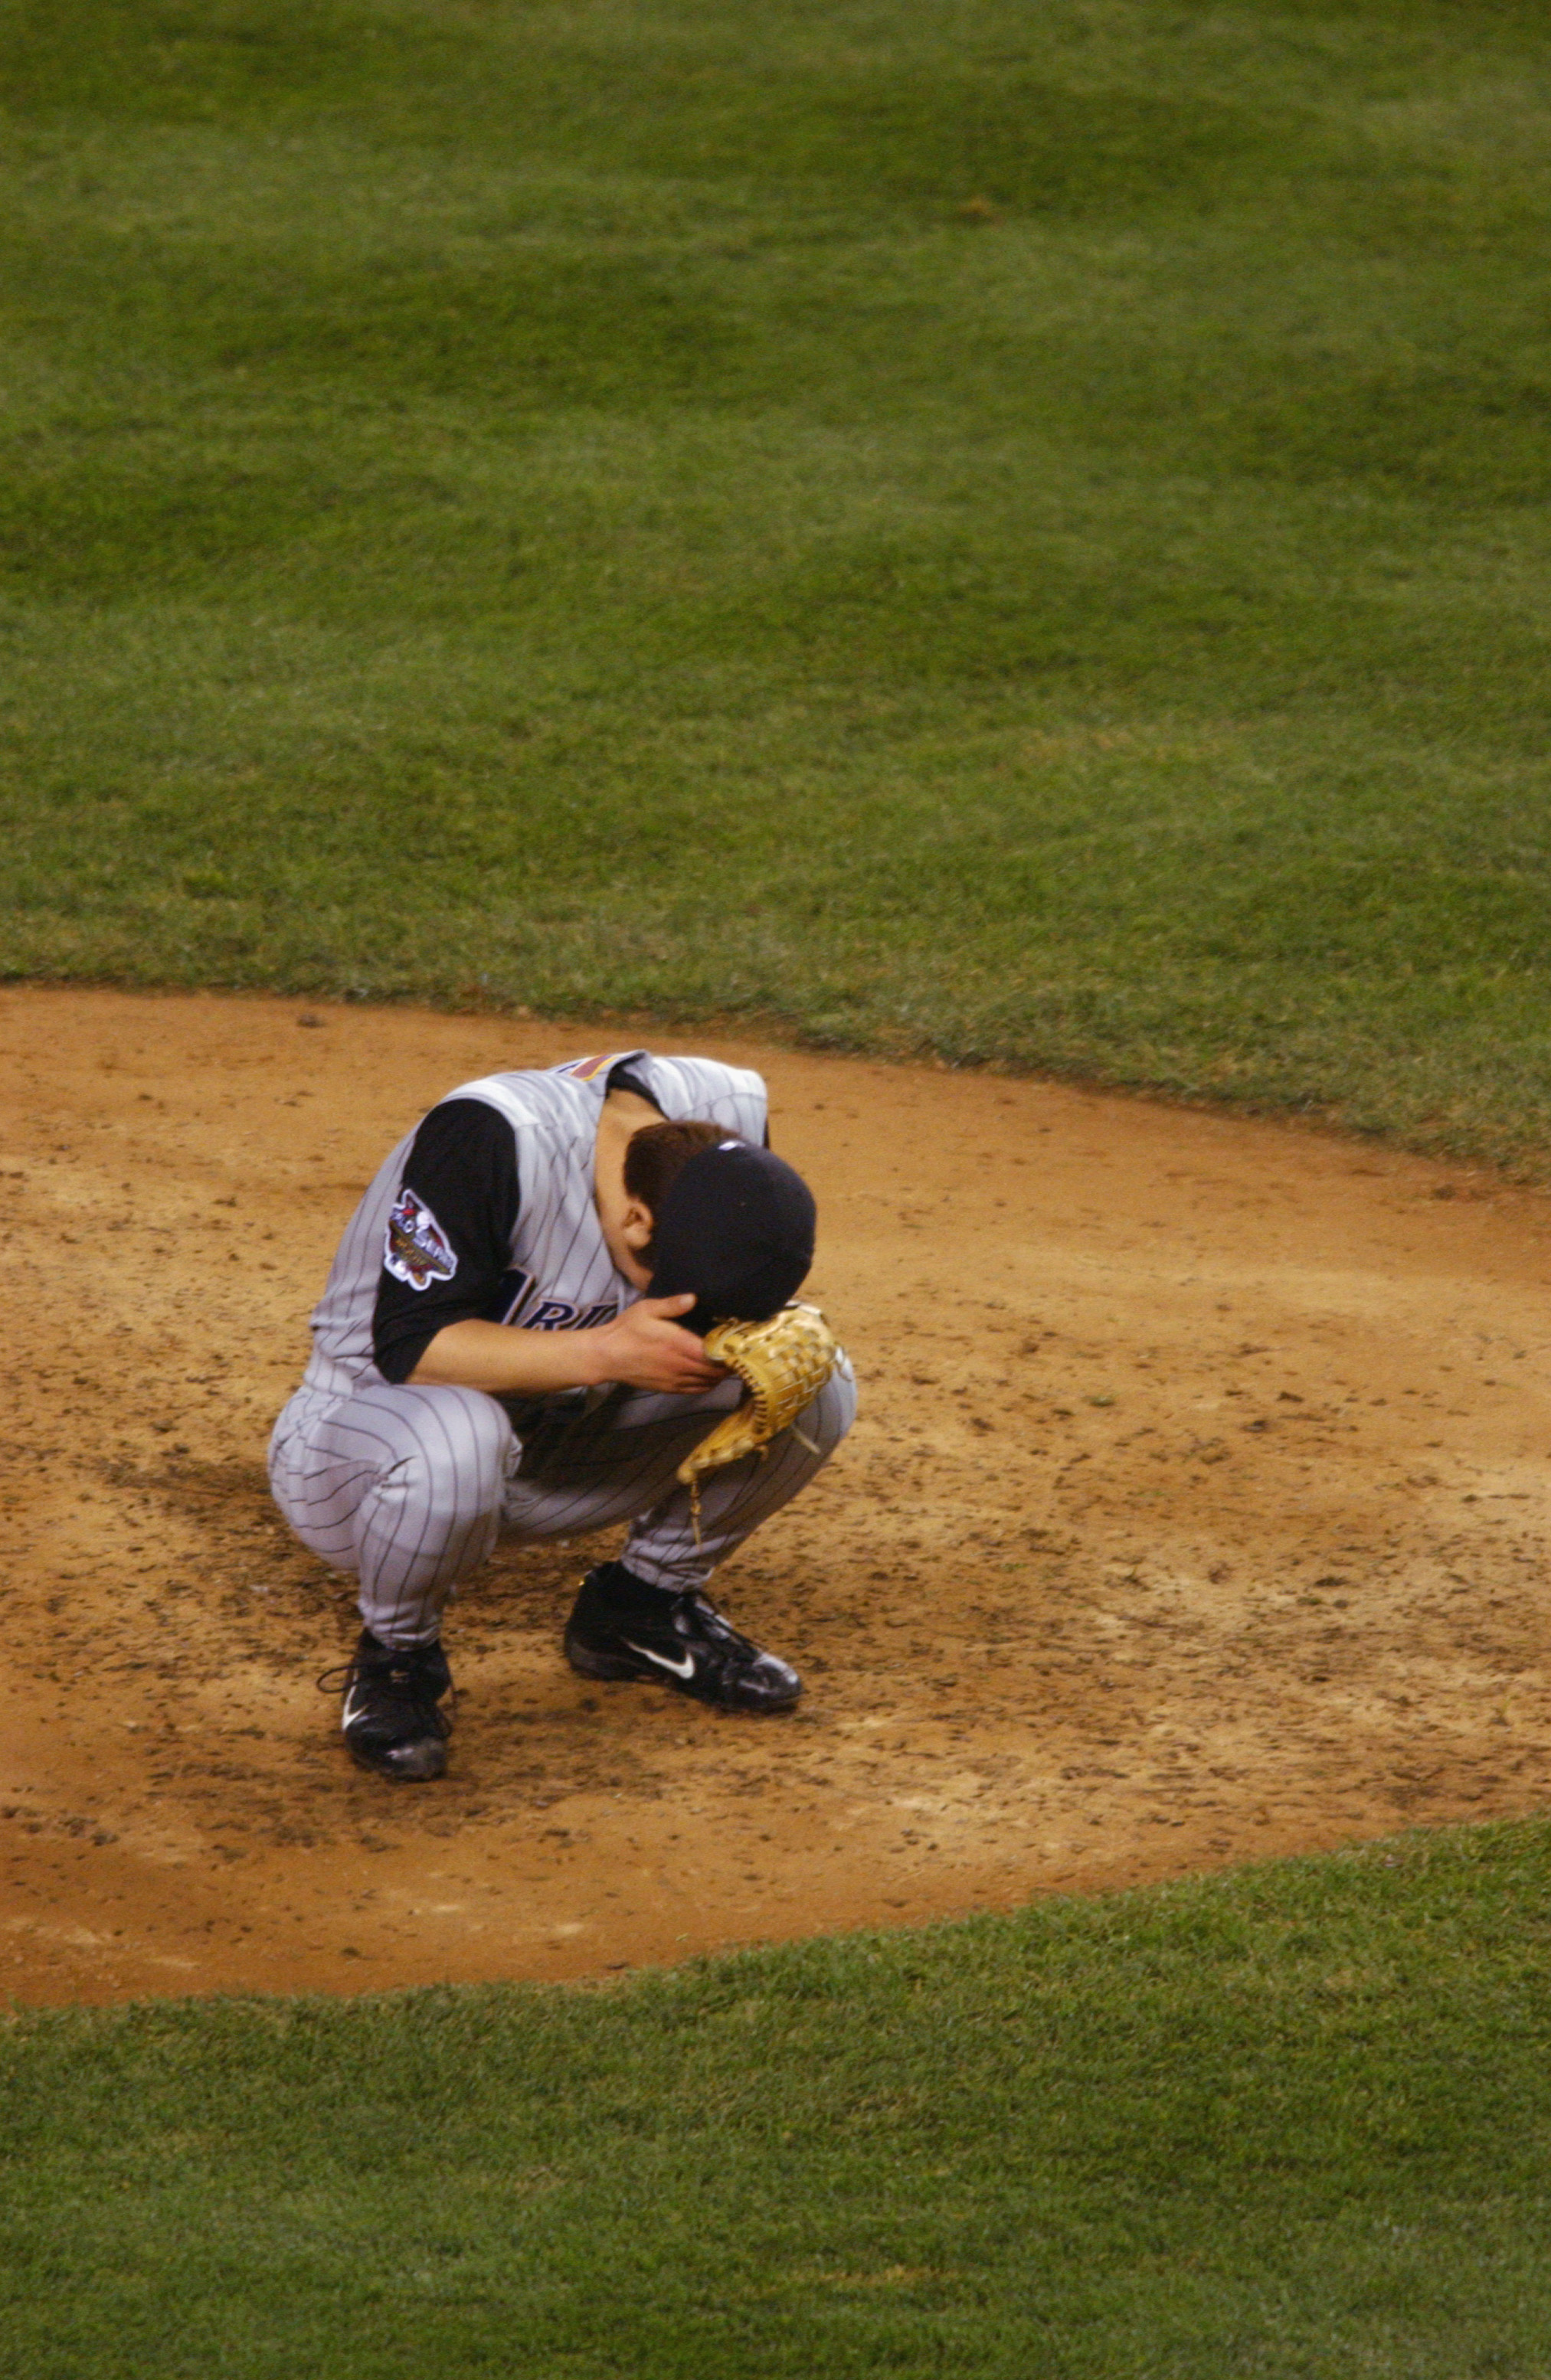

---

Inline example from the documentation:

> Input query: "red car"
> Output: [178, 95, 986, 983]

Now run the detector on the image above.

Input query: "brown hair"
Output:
[623, 1120, 739, 1261]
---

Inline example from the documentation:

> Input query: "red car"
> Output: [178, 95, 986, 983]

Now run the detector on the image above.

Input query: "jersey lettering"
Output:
[524, 1296, 620, 1332]
[489, 1267, 536, 1326]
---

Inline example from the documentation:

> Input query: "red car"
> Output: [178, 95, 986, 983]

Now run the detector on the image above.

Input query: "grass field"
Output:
[7, 1822, 1551, 2380]
[5, 0, 1551, 1158]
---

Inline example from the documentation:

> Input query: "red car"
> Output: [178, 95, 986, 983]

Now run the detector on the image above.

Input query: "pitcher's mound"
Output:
[4, 986, 1548, 2005]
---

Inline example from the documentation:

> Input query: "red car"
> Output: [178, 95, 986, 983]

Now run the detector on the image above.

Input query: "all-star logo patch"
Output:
[384, 1185, 457, 1291]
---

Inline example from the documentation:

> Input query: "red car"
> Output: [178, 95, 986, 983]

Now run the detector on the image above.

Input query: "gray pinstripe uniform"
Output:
[267, 1051, 856, 1647]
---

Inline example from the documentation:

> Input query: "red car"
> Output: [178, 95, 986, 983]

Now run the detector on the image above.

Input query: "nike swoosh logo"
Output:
[342, 1690, 368, 1730]
[623, 1640, 695, 1679]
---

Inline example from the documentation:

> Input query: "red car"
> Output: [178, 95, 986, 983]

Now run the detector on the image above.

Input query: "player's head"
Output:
[622, 1119, 728, 1230]
[626, 1121, 816, 1335]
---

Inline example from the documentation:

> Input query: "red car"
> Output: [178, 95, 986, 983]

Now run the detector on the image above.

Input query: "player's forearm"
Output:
[407, 1296, 728, 1398]
[407, 1319, 610, 1396]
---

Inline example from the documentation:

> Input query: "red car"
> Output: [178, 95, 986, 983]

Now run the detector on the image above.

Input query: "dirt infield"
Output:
[4, 985, 1550, 2006]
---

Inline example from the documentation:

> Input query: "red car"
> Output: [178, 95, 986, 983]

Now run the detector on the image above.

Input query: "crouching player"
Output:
[269, 1049, 856, 1778]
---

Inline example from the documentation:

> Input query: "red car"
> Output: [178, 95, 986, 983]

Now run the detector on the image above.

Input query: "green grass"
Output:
[7, 1822, 1551, 2378]
[5, 0, 1551, 1159]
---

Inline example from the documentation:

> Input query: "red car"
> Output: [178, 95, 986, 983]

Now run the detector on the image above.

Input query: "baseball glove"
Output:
[678, 1303, 840, 1538]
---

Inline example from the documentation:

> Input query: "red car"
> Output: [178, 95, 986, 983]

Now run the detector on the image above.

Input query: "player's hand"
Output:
[586, 1294, 730, 1395]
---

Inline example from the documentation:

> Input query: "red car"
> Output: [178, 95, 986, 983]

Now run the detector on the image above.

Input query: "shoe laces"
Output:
[678, 1591, 760, 1663]
[317, 1645, 456, 1734]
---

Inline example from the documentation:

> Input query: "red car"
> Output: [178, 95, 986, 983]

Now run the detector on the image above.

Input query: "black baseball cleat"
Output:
[564, 1563, 801, 1713]
[325, 1630, 454, 1780]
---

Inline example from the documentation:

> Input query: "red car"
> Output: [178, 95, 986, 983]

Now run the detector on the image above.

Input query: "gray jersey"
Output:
[299, 1050, 768, 1401]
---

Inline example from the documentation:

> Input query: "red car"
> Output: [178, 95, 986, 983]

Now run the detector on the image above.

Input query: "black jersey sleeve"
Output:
[372, 1100, 522, 1384]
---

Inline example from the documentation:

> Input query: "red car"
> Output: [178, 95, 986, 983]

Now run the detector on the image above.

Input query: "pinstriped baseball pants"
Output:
[267, 1360, 856, 1648]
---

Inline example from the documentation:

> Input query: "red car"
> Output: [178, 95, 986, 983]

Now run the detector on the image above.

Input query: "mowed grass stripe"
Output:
[4, 2, 1551, 1157]
[5, 1824, 1551, 2378]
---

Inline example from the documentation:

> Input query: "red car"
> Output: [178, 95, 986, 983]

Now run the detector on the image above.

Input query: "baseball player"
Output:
[269, 1050, 856, 1778]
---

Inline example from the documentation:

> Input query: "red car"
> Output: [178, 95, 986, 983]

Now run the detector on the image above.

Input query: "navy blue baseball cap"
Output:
[648, 1140, 816, 1335]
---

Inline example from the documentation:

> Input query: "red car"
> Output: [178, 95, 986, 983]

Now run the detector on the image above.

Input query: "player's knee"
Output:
[396, 1388, 511, 1521]
[806, 1359, 858, 1457]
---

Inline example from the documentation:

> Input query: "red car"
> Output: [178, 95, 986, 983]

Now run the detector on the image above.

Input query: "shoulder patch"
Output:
[384, 1185, 458, 1291]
